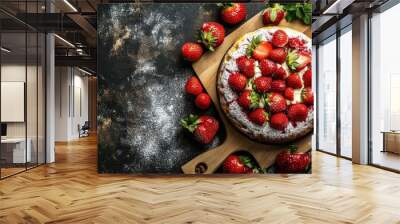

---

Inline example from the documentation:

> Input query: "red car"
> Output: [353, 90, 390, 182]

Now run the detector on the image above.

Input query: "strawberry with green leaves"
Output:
[223, 154, 255, 174]
[248, 108, 269, 125]
[199, 22, 225, 51]
[286, 50, 311, 72]
[181, 114, 219, 144]
[238, 90, 262, 110]
[246, 35, 273, 61]
[263, 3, 285, 25]
[218, 3, 247, 25]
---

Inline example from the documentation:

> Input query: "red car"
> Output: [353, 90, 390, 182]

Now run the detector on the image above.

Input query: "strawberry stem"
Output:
[180, 114, 199, 133]
[289, 145, 297, 153]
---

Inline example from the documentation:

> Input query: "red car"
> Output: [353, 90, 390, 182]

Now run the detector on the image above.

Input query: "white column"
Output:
[352, 14, 369, 164]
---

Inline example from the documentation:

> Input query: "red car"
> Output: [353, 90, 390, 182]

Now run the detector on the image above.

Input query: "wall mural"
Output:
[98, 2, 313, 174]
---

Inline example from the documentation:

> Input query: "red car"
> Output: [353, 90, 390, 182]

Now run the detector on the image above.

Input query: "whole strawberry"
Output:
[195, 93, 211, 110]
[272, 29, 288, 48]
[228, 72, 247, 91]
[273, 66, 288, 80]
[181, 114, 219, 144]
[223, 154, 254, 174]
[254, 76, 272, 93]
[302, 87, 314, 105]
[268, 48, 287, 64]
[275, 145, 311, 173]
[263, 4, 285, 25]
[271, 79, 286, 93]
[246, 36, 272, 61]
[236, 56, 255, 78]
[181, 42, 204, 62]
[238, 90, 261, 110]
[259, 59, 277, 77]
[288, 104, 308, 122]
[286, 73, 302, 89]
[248, 108, 268, 125]
[199, 22, 225, 51]
[303, 69, 312, 87]
[218, 3, 247, 25]
[185, 76, 203, 95]
[270, 112, 289, 131]
[284, 87, 294, 101]
[266, 93, 286, 113]
[287, 50, 311, 72]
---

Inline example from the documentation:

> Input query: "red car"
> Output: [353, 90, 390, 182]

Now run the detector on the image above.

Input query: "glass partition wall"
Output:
[0, 3, 46, 179]
[316, 25, 353, 159]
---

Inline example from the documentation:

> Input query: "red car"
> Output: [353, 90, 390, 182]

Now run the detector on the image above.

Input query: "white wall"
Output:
[55, 67, 89, 141]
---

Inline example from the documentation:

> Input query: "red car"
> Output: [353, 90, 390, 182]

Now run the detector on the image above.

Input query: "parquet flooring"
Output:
[1, 135, 400, 223]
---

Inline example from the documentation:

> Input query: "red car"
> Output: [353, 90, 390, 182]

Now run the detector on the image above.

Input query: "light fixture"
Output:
[78, 67, 92, 76]
[63, 0, 78, 12]
[54, 34, 75, 48]
[1, 47, 11, 53]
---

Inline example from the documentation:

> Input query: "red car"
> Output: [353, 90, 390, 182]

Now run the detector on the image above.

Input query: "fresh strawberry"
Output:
[302, 87, 314, 105]
[195, 93, 211, 110]
[271, 80, 286, 93]
[272, 29, 288, 48]
[254, 76, 272, 93]
[288, 37, 304, 49]
[223, 155, 253, 174]
[185, 76, 203, 95]
[181, 42, 204, 62]
[262, 3, 285, 25]
[273, 66, 288, 80]
[288, 104, 308, 122]
[286, 73, 302, 89]
[303, 69, 312, 87]
[228, 72, 247, 91]
[199, 22, 225, 51]
[284, 87, 294, 101]
[246, 36, 272, 61]
[275, 145, 311, 173]
[266, 93, 286, 113]
[259, 59, 277, 77]
[270, 112, 289, 131]
[181, 115, 219, 144]
[268, 48, 287, 64]
[238, 90, 261, 110]
[286, 50, 311, 72]
[236, 56, 255, 78]
[218, 3, 247, 25]
[248, 108, 268, 125]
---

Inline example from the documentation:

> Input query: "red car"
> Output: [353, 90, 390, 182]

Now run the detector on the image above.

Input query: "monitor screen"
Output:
[1, 123, 7, 137]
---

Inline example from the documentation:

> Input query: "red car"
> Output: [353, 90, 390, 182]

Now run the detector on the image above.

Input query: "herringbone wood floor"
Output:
[1, 135, 400, 224]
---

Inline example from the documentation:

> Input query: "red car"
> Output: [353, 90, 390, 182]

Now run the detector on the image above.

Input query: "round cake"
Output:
[217, 26, 313, 144]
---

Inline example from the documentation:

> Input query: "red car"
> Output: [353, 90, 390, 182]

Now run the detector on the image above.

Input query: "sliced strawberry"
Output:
[268, 48, 287, 64]
[287, 50, 311, 72]
[259, 59, 277, 77]
[253, 76, 272, 93]
[302, 87, 314, 105]
[270, 112, 289, 131]
[266, 93, 286, 113]
[246, 36, 272, 61]
[238, 90, 261, 110]
[286, 73, 302, 89]
[185, 76, 203, 95]
[272, 29, 288, 48]
[303, 69, 312, 87]
[284, 87, 294, 101]
[228, 72, 247, 92]
[248, 108, 269, 125]
[288, 104, 308, 122]
[236, 56, 255, 78]
[271, 80, 286, 93]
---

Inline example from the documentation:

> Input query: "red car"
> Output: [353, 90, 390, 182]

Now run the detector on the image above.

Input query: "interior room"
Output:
[1, 0, 400, 223]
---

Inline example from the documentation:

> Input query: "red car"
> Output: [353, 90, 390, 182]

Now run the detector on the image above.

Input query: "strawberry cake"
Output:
[217, 27, 313, 144]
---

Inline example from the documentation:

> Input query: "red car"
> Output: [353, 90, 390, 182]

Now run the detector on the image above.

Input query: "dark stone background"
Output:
[97, 3, 264, 174]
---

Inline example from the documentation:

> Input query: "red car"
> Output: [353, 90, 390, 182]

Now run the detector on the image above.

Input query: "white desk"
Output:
[1, 138, 31, 163]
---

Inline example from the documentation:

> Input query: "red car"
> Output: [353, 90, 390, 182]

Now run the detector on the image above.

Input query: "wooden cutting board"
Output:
[181, 12, 312, 174]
